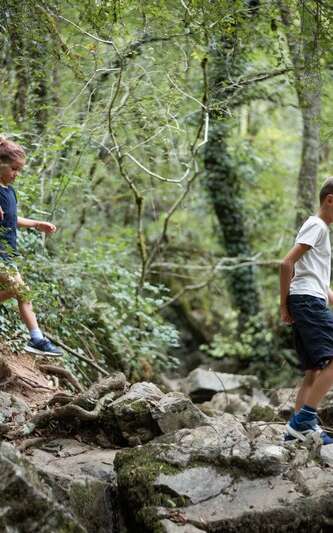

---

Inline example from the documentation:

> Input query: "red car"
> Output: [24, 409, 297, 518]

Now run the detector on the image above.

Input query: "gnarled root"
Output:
[38, 364, 83, 393]
[14, 372, 129, 438]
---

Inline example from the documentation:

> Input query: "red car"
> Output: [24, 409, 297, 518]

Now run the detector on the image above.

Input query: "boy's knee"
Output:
[0, 269, 32, 303]
[11, 274, 32, 303]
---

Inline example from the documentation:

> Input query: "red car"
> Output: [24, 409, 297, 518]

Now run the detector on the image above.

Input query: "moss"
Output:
[69, 479, 111, 531]
[248, 405, 277, 422]
[127, 398, 151, 414]
[114, 446, 183, 532]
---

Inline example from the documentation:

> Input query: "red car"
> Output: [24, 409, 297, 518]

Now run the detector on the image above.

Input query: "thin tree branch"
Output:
[45, 333, 109, 376]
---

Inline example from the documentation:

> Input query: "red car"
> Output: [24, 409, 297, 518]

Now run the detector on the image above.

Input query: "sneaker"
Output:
[286, 413, 333, 445]
[25, 338, 63, 358]
[283, 432, 296, 443]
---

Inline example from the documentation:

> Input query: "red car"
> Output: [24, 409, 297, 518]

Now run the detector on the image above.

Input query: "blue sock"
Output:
[30, 328, 44, 342]
[295, 404, 317, 423]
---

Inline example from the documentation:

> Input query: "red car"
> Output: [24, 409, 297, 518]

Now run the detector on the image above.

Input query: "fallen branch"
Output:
[44, 333, 109, 376]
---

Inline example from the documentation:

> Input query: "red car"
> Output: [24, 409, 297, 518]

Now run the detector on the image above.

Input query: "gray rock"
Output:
[29, 439, 122, 533]
[160, 374, 186, 393]
[152, 392, 209, 434]
[160, 519, 204, 532]
[30, 441, 118, 486]
[0, 442, 84, 532]
[155, 414, 251, 468]
[200, 392, 251, 417]
[251, 443, 290, 475]
[115, 411, 333, 532]
[320, 443, 333, 466]
[156, 476, 302, 530]
[269, 388, 296, 419]
[101, 381, 164, 446]
[154, 466, 232, 504]
[185, 368, 259, 401]
[246, 422, 284, 444]
[251, 388, 271, 407]
[0, 391, 31, 424]
[294, 466, 333, 495]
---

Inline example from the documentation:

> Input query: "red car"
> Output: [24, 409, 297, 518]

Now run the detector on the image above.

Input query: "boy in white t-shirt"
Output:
[280, 177, 333, 444]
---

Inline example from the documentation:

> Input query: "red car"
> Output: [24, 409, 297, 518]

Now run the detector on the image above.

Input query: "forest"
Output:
[1, 1, 333, 532]
[0, 0, 331, 389]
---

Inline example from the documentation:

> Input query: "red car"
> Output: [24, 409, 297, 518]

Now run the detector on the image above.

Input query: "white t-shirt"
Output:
[289, 215, 331, 302]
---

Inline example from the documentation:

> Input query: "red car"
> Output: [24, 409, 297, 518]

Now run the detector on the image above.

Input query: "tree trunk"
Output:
[204, 22, 261, 329]
[279, 0, 322, 228]
[204, 121, 260, 328]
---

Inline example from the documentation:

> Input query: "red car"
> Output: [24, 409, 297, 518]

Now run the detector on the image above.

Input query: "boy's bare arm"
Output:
[17, 216, 56, 233]
[280, 243, 311, 324]
[328, 288, 333, 305]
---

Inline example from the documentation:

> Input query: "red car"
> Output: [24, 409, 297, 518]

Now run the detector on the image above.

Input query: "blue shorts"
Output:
[287, 294, 333, 371]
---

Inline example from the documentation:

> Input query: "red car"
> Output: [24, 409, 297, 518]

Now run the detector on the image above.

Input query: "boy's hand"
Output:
[0, 207, 4, 221]
[35, 221, 57, 234]
[280, 304, 294, 325]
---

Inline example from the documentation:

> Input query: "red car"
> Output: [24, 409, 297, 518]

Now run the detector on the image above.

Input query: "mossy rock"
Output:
[248, 405, 276, 422]
[114, 446, 182, 532]
[69, 479, 114, 532]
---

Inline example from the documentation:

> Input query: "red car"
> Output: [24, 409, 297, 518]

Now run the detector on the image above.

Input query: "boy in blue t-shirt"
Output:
[0, 136, 62, 357]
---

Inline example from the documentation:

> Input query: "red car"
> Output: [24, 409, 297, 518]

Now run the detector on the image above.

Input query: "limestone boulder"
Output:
[154, 414, 252, 468]
[100, 381, 164, 446]
[184, 368, 259, 402]
[269, 388, 297, 419]
[199, 392, 251, 417]
[0, 391, 31, 424]
[28, 437, 124, 533]
[156, 476, 304, 531]
[246, 421, 284, 444]
[0, 442, 84, 532]
[154, 466, 232, 505]
[115, 428, 333, 533]
[152, 392, 210, 433]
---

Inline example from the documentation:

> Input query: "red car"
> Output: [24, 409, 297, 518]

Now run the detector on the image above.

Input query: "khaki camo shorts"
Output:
[0, 261, 31, 302]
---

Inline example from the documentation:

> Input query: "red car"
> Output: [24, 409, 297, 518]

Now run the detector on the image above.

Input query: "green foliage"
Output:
[201, 310, 273, 361]
[0, 232, 180, 379]
[0, 0, 328, 388]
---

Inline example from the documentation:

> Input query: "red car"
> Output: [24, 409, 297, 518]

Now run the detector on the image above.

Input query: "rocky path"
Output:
[1, 350, 333, 532]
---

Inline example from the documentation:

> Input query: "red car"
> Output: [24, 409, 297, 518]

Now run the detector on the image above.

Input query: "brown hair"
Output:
[319, 177, 333, 205]
[0, 136, 25, 164]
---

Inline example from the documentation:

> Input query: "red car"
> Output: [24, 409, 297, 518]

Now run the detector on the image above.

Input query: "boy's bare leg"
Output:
[295, 369, 320, 412]
[303, 360, 333, 409]
[18, 300, 38, 331]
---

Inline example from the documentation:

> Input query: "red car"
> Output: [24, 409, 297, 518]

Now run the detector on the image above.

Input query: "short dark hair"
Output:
[320, 177, 333, 205]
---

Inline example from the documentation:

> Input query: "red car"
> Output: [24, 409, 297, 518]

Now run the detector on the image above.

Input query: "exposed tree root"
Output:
[13, 372, 129, 438]
[47, 392, 75, 406]
[0, 422, 15, 435]
[18, 437, 47, 452]
[38, 364, 83, 393]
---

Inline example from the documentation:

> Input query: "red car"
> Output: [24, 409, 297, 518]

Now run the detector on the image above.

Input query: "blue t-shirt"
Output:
[0, 185, 17, 260]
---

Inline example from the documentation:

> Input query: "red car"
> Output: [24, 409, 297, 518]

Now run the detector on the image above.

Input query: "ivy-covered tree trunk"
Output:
[204, 22, 261, 329]
[279, 0, 322, 228]
[204, 121, 260, 328]
[5, 3, 29, 125]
